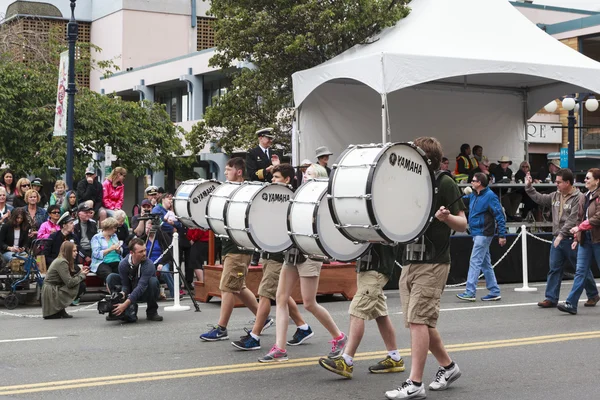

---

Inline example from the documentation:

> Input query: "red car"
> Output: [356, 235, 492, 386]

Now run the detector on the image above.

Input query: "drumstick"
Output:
[447, 187, 472, 208]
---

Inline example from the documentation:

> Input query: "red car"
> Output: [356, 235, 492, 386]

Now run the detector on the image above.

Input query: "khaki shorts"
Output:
[258, 259, 283, 300]
[399, 263, 450, 328]
[282, 258, 322, 277]
[219, 253, 252, 293]
[349, 271, 389, 320]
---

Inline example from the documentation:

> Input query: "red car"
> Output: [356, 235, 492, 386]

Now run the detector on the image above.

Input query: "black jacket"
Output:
[492, 166, 513, 183]
[0, 223, 31, 252]
[44, 230, 78, 266]
[76, 178, 103, 212]
[246, 146, 277, 182]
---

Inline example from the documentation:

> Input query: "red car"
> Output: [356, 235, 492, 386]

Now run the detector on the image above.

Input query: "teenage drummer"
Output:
[246, 127, 280, 266]
[232, 164, 314, 351]
[200, 158, 262, 342]
[258, 165, 348, 363]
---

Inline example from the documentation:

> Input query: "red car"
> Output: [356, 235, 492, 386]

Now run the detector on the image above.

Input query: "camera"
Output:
[136, 213, 162, 222]
[98, 287, 137, 322]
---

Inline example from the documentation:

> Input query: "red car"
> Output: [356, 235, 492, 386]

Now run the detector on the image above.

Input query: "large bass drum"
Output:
[224, 182, 294, 252]
[173, 179, 221, 229]
[205, 182, 243, 237]
[328, 142, 436, 244]
[288, 179, 370, 262]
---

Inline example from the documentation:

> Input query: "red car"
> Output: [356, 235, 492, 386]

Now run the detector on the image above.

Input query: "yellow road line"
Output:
[1, 331, 599, 396]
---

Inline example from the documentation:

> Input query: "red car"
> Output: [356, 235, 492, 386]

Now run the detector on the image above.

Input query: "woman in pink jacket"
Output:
[100, 167, 127, 223]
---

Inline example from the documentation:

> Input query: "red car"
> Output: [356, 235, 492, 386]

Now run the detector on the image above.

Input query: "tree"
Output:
[0, 19, 187, 182]
[186, 0, 410, 155]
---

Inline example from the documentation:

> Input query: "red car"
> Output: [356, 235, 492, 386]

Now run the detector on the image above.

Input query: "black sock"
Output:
[218, 325, 226, 331]
[412, 381, 422, 386]
[444, 361, 455, 370]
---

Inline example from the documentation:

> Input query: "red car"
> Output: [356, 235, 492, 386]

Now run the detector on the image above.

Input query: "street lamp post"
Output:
[567, 108, 576, 171]
[66, 0, 78, 188]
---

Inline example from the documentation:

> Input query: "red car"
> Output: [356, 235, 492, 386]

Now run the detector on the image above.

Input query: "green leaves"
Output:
[188, 0, 410, 154]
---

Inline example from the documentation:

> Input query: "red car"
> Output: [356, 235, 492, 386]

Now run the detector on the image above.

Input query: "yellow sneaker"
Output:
[319, 356, 353, 379]
[368, 356, 405, 373]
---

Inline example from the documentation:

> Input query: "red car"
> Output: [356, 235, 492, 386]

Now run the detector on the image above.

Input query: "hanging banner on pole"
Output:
[53, 51, 69, 137]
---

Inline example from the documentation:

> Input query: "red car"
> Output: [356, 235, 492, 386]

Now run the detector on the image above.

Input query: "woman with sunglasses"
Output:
[559, 168, 600, 315]
[13, 178, 30, 208]
[38, 205, 62, 239]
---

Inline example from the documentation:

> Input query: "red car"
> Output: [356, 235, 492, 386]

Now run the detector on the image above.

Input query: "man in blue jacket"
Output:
[457, 172, 506, 302]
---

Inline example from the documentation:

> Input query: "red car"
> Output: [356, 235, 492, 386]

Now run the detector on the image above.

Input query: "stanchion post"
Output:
[165, 231, 191, 311]
[515, 225, 537, 292]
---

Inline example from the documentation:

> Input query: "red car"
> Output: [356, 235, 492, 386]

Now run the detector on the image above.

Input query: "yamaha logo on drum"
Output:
[388, 153, 423, 175]
[262, 193, 290, 203]
[192, 185, 217, 204]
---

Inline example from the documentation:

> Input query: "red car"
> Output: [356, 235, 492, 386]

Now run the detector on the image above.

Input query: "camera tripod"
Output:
[146, 220, 201, 312]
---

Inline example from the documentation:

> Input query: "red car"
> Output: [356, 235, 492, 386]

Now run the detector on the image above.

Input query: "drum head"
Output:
[174, 179, 221, 229]
[206, 182, 242, 236]
[247, 183, 294, 253]
[370, 143, 435, 243]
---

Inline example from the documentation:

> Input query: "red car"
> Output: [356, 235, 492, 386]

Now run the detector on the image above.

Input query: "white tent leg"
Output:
[381, 93, 387, 144]
[293, 107, 300, 166]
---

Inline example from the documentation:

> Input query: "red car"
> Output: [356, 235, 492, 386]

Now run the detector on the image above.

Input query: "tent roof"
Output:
[292, 0, 600, 115]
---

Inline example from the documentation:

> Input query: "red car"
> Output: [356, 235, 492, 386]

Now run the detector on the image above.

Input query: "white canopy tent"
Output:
[291, 0, 600, 169]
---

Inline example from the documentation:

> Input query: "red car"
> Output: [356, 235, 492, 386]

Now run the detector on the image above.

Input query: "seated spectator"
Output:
[514, 161, 531, 183]
[22, 189, 48, 235]
[294, 159, 312, 189]
[41, 241, 88, 320]
[492, 156, 514, 183]
[144, 220, 175, 298]
[45, 212, 77, 266]
[0, 186, 14, 229]
[472, 145, 484, 163]
[13, 178, 30, 208]
[0, 208, 31, 262]
[114, 209, 130, 257]
[468, 157, 491, 182]
[30, 178, 47, 207]
[38, 205, 61, 239]
[76, 167, 103, 216]
[492, 157, 521, 221]
[454, 143, 476, 182]
[303, 163, 328, 183]
[100, 167, 127, 223]
[90, 217, 122, 282]
[131, 199, 153, 237]
[1, 170, 17, 207]
[61, 190, 79, 219]
[49, 180, 68, 207]
[514, 161, 537, 218]
[73, 203, 97, 266]
[535, 159, 560, 184]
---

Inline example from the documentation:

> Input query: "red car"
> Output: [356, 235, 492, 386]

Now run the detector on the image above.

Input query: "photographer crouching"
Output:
[103, 238, 163, 322]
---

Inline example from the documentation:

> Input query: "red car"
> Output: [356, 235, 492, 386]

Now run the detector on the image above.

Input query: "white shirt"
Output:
[259, 144, 269, 158]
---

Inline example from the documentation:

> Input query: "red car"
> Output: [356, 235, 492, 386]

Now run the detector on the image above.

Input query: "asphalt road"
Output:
[1, 280, 599, 400]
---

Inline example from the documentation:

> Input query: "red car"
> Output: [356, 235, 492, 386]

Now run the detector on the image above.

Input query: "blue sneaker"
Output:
[481, 294, 501, 301]
[456, 292, 476, 302]
[232, 331, 261, 351]
[261, 317, 274, 334]
[287, 326, 314, 346]
[200, 325, 229, 341]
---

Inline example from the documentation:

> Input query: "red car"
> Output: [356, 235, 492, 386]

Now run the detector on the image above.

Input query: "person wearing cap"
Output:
[76, 167, 103, 215]
[535, 159, 561, 184]
[492, 156, 522, 221]
[145, 186, 159, 206]
[45, 212, 78, 266]
[132, 199, 153, 238]
[73, 203, 97, 265]
[246, 127, 279, 183]
[315, 146, 334, 176]
[30, 178, 48, 207]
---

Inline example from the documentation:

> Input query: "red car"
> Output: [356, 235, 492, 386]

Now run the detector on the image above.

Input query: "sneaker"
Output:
[584, 295, 600, 307]
[328, 332, 347, 358]
[261, 317, 274, 334]
[537, 299, 557, 308]
[557, 302, 577, 315]
[369, 356, 405, 373]
[71, 298, 80, 306]
[258, 345, 288, 363]
[456, 292, 476, 302]
[232, 332, 261, 351]
[429, 364, 461, 391]
[481, 294, 501, 301]
[287, 326, 314, 346]
[200, 325, 229, 341]
[385, 379, 426, 399]
[319, 356, 353, 379]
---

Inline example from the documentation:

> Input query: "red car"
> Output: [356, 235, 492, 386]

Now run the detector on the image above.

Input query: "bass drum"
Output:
[288, 179, 370, 262]
[205, 182, 243, 237]
[328, 142, 436, 244]
[225, 182, 294, 252]
[173, 179, 221, 229]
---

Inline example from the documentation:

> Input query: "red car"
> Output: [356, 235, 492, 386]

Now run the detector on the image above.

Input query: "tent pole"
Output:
[381, 93, 387, 144]
[522, 91, 529, 162]
[293, 106, 300, 166]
